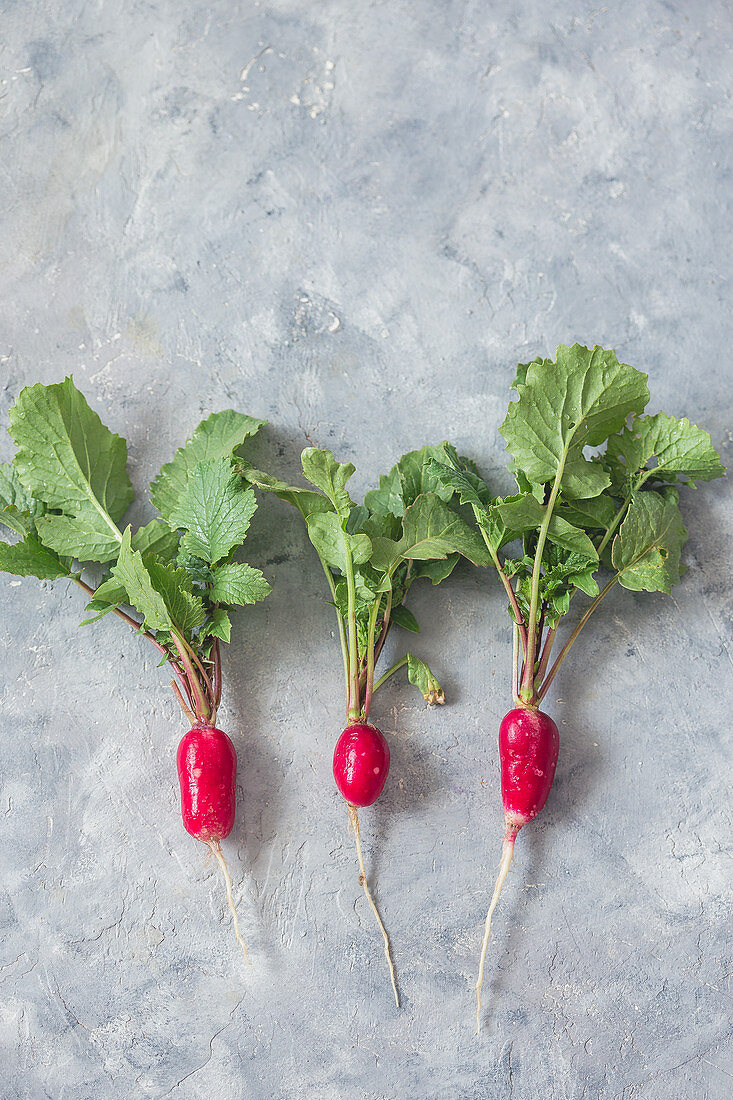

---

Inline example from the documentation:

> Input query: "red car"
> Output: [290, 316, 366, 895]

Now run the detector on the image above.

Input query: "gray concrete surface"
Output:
[1, 1, 731, 1097]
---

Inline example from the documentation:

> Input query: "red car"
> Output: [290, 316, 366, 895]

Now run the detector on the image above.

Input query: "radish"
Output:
[428, 343, 725, 1028]
[475, 706, 558, 1028]
[177, 723, 249, 959]
[0, 379, 272, 956]
[333, 723, 390, 808]
[333, 723, 396, 1001]
[241, 444, 490, 1004]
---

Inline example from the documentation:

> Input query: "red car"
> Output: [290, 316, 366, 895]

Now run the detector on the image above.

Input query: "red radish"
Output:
[178, 724, 237, 840]
[332, 723, 399, 1006]
[333, 723, 390, 807]
[475, 705, 559, 1028]
[177, 723, 249, 961]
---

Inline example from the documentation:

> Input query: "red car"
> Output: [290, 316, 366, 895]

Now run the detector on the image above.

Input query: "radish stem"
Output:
[372, 655, 408, 696]
[537, 574, 620, 702]
[347, 803, 399, 1007]
[475, 828, 517, 1033]
[171, 679, 195, 722]
[208, 838, 250, 964]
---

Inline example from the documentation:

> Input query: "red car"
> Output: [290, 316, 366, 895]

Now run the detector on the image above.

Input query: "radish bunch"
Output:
[0, 356, 723, 1015]
[0, 378, 272, 955]
[429, 343, 725, 1028]
[241, 445, 489, 1002]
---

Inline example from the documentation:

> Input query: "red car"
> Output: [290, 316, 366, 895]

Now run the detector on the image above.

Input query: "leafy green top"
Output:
[240, 443, 487, 719]
[0, 379, 271, 724]
[428, 343, 724, 706]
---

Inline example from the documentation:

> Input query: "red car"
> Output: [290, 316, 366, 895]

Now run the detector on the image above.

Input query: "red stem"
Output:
[212, 638, 222, 711]
[170, 632, 210, 721]
[74, 577, 166, 655]
[534, 626, 557, 689]
[184, 639, 215, 704]
[171, 680, 195, 722]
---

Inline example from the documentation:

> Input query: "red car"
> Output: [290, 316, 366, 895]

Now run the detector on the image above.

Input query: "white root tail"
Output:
[208, 838, 250, 965]
[347, 804, 400, 1007]
[475, 832, 516, 1033]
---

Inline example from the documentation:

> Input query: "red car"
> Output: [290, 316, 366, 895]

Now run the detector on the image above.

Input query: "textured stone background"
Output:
[0, 1, 731, 1097]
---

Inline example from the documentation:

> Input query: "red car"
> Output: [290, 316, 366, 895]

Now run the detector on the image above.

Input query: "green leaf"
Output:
[556, 494, 619, 531]
[400, 494, 492, 567]
[364, 464, 404, 518]
[606, 412, 725, 488]
[175, 548, 213, 584]
[300, 449, 356, 521]
[87, 574, 128, 609]
[169, 458, 258, 564]
[207, 608, 232, 643]
[425, 449, 493, 510]
[500, 344, 650, 499]
[131, 519, 178, 560]
[238, 463, 331, 520]
[112, 528, 205, 633]
[0, 463, 41, 537]
[147, 562, 207, 634]
[305, 511, 372, 572]
[406, 653, 445, 705]
[409, 555, 460, 586]
[209, 562, 272, 605]
[391, 604, 420, 633]
[8, 377, 133, 562]
[365, 444, 456, 518]
[0, 535, 71, 580]
[33, 513, 120, 563]
[497, 494, 599, 559]
[427, 450, 519, 555]
[612, 489, 687, 593]
[81, 574, 129, 623]
[111, 529, 172, 631]
[151, 409, 266, 519]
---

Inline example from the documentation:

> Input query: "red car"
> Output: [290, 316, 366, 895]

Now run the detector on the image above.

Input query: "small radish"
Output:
[177, 723, 249, 960]
[0, 380, 272, 957]
[242, 444, 468, 1006]
[333, 723, 398, 1005]
[428, 344, 724, 1029]
[333, 723, 390, 807]
[475, 706, 559, 1028]
[178, 723, 237, 841]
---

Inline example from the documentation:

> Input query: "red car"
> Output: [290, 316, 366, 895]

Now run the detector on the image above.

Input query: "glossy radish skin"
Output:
[177, 724, 237, 841]
[499, 707, 559, 834]
[333, 723, 390, 807]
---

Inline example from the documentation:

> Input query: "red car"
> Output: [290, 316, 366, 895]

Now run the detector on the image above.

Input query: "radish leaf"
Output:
[131, 519, 178, 560]
[391, 605, 420, 633]
[207, 608, 232, 643]
[605, 412, 725, 488]
[112, 528, 174, 631]
[401, 494, 491, 566]
[496, 495, 598, 558]
[169, 458, 258, 564]
[406, 654, 444, 705]
[612, 489, 687, 592]
[500, 344, 650, 499]
[0, 535, 71, 580]
[209, 562, 272, 605]
[301, 449, 355, 521]
[305, 511, 372, 571]
[151, 409, 265, 519]
[9, 378, 132, 562]
[238, 463, 330, 519]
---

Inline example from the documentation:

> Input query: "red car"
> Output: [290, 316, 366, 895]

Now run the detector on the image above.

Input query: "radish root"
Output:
[475, 830, 517, 1033]
[347, 804, 399, 1007]
[208, 838, 250, 965]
